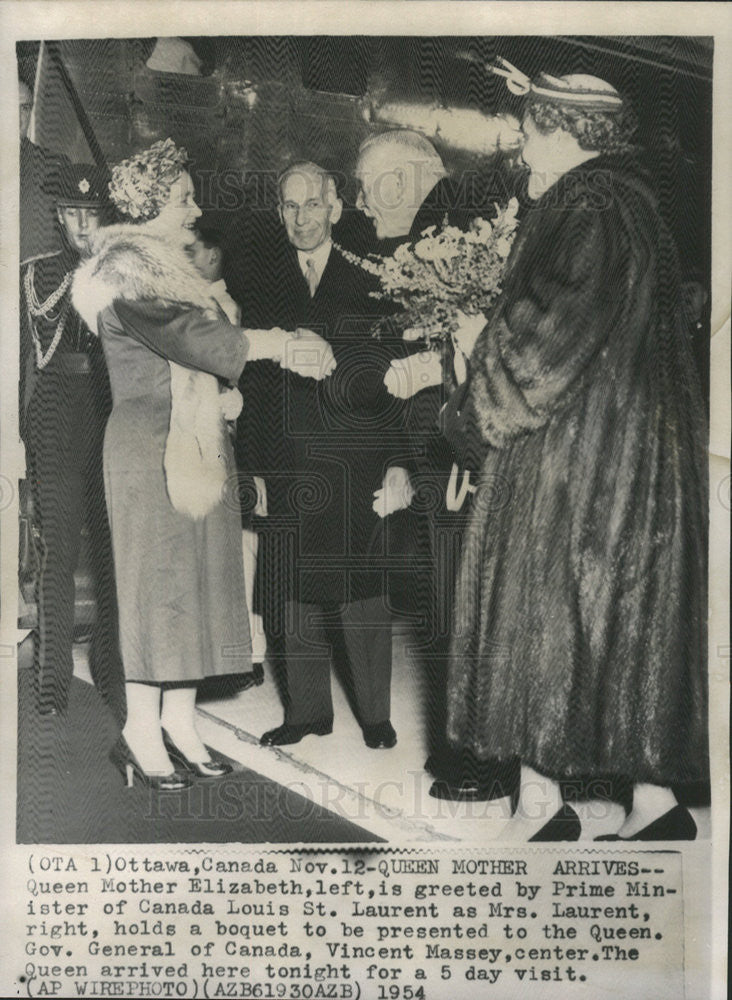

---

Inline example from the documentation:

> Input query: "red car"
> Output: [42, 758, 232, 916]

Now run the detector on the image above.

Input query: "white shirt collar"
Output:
[296, 239, 332, 284]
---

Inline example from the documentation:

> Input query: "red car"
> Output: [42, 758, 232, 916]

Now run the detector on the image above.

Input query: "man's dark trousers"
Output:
[26, 359, 125, 721]
[281, 596, 392, 727]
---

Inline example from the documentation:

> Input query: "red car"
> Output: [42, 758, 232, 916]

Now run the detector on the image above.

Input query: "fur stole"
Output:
[72, 224, 242, 520]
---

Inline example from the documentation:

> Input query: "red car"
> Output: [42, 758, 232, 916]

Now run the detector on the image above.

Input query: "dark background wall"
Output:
[17, 37, 712, 249]
[18, 35, 713, 386]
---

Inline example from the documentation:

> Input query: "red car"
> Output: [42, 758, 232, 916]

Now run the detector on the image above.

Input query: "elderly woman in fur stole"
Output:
[73, 139, 335, 789]
[392, 74, 708, 841]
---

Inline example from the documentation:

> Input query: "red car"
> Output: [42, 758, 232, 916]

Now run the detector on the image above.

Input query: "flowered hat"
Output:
[108, 137, 189, 220]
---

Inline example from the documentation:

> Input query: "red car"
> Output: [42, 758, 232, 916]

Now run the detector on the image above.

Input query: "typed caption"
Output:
[18, 847, 684, 999]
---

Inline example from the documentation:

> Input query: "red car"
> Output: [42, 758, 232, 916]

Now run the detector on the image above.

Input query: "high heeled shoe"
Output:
[109, 735, 193, 791]
[162, 730, 233, 778]
[595, 805, 697, 842]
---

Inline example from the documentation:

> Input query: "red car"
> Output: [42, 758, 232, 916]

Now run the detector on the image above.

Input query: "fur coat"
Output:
[444, 156, 708, 784]
[72, 224, 242, 519]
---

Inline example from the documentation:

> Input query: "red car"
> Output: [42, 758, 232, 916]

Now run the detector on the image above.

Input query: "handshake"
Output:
[276, 327, 337, 381]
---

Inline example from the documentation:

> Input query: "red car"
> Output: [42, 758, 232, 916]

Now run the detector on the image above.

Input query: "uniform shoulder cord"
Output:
[23, 262, 72, 370]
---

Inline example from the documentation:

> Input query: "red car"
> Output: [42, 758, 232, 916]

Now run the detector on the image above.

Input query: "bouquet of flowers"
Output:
[337, 197, 519, 348]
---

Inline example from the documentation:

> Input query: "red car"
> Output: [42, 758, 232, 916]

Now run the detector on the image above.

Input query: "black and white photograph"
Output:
[0, 3, 729, 999]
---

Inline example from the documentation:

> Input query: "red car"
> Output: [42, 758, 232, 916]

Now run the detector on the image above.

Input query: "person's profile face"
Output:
[519, 114, 559, 177]
[355, 150, 381, 231]
[188, 233, 220, 282]
[156, 170, 202, 236]
[56, 204, 103, 254]
[355, 147, 403, 238]
[279, 171, 337, 252]
[519, 115, 541, 170]
[520, 113, 577, 200]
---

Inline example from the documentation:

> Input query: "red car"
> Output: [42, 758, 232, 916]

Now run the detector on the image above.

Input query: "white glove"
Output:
[373, 466, 414, 518]
[452, 309, 486, 360]
[384, 350, 443, 399]
[252, 476, 268, 517]
[281, 328, 336, 380]
[219, 385, 244, 421]
[451, 310, 486, 386]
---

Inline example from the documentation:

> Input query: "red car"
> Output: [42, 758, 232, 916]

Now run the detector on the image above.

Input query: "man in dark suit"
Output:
[354, 127, 462, 651]
[354, 128, 496, 253]
[354, 130, 521, 801]
[241, 161, 412, 749]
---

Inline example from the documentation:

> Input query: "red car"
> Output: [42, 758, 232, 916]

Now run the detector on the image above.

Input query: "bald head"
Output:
[355, 130, 446, 239]
[358, 129, 445, 169]
[19, 79, 32, 141]
[278, 161, 337, 202]
[278, 161, 342, 252]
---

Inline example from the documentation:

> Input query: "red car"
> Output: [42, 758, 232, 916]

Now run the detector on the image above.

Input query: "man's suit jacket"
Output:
[237, 243, 410, 608]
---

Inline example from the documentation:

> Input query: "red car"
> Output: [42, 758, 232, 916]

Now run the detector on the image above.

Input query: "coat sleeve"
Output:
[111, 299, 248, 383]
[466, 201, 628, 448]
[332, 335, 408, 413]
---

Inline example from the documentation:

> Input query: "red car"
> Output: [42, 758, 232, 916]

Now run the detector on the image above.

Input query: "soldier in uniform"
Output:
[21, 162, 124, 721]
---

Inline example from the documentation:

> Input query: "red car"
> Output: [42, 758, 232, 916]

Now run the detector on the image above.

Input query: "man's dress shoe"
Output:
[363, 721, 397, 749]
[260, 720, 333, 746]
[237, 662, 265, 692]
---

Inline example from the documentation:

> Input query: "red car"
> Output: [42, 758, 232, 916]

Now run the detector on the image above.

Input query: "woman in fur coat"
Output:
[73, 139, 335, 789]
[390, 74, 708, 840]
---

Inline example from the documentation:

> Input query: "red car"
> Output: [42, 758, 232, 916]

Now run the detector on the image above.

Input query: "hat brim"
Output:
[56, 197, 106, 207]
[529, 80, 623, 112]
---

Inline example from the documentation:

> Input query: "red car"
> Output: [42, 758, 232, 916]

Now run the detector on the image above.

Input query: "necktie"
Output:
[305, 258, 318, 297]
